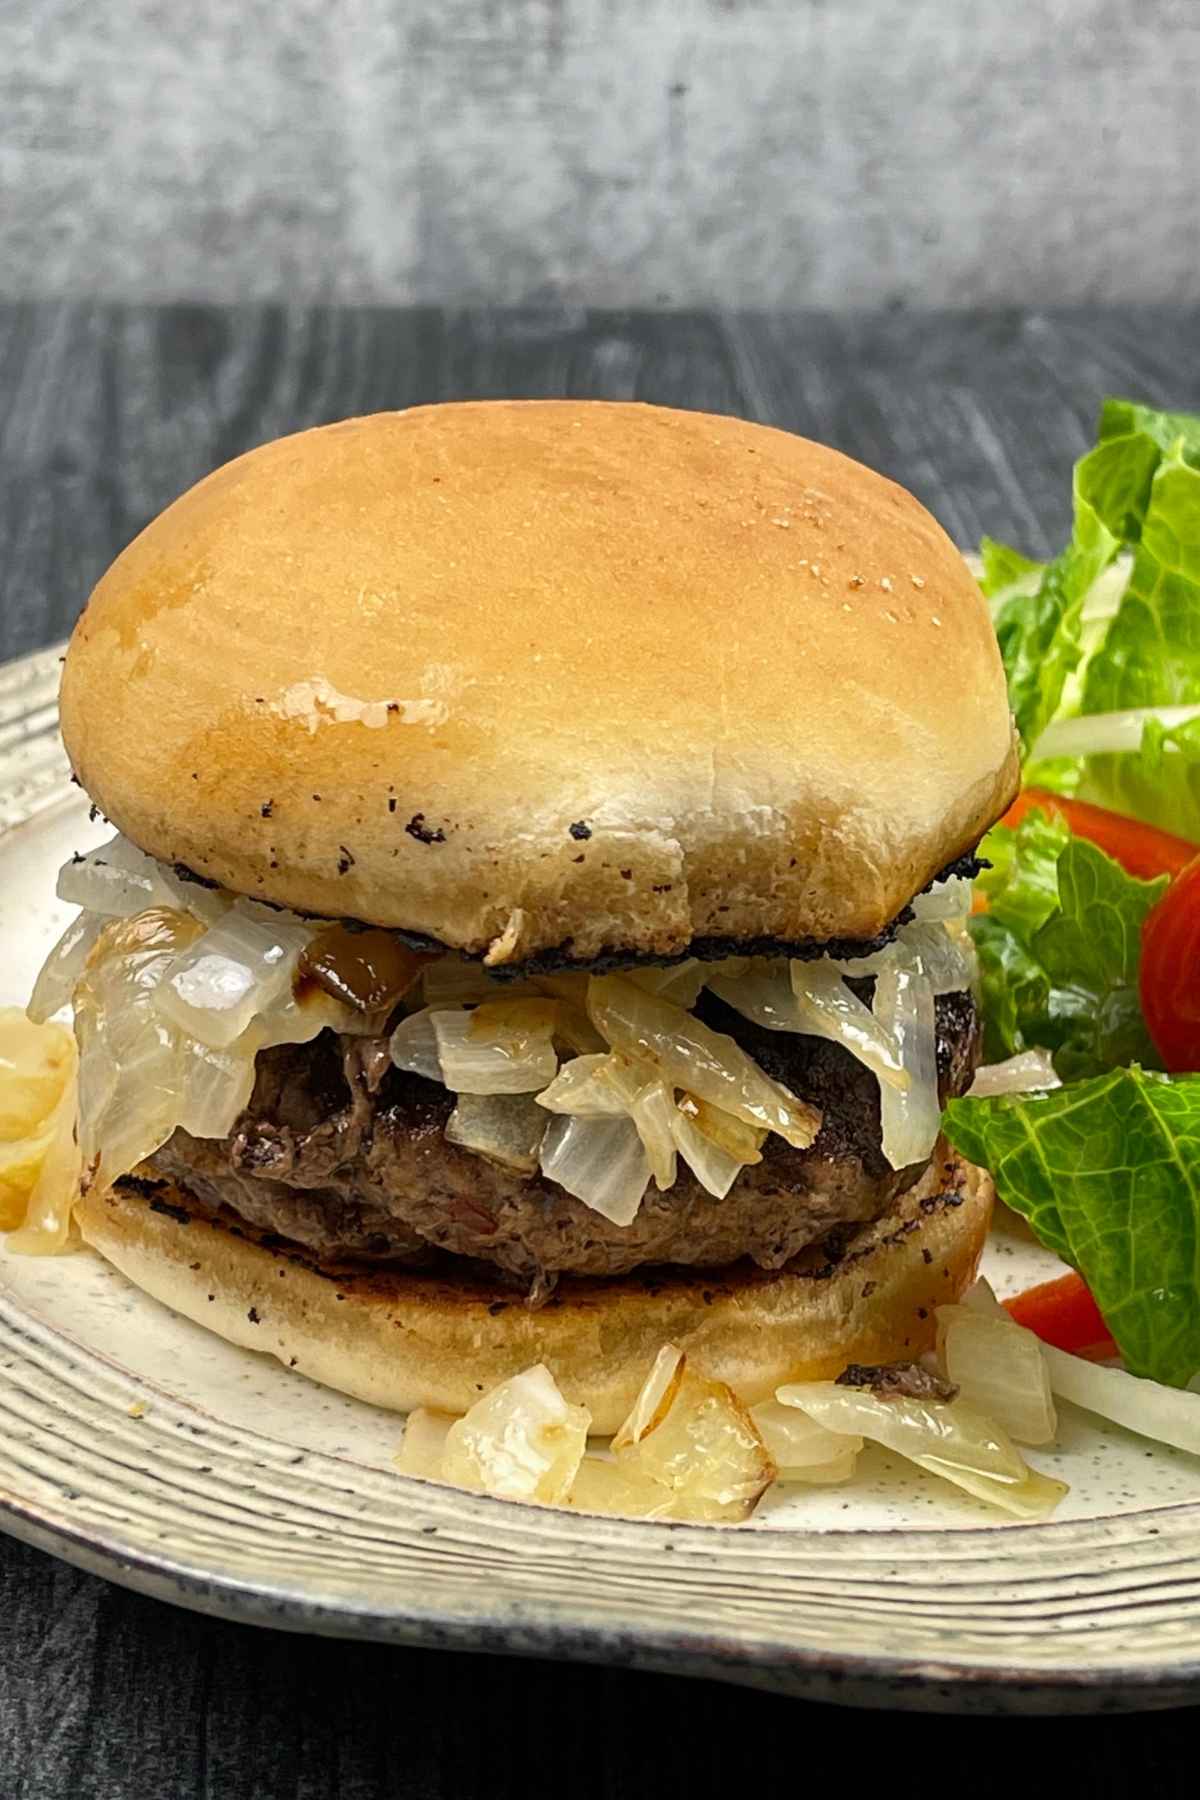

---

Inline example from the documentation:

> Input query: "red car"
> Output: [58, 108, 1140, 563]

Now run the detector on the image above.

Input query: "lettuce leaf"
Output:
[943, 1068, 1200, 1388]
[987, 431, 1136, 748]
[1074, 714, 1200, 843]
[1098, 397, 1200, 465]
[1081, 449, 1200, 714]
[988, 402, 1200, 831]
[972, 812, 1166, 1078]
[978, 535, 1042, 601]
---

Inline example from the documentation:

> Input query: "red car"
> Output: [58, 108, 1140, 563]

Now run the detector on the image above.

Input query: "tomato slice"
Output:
[1002, 789, 1199, 881]
[1004, 1272, 1116, 1356]
[1140, 855, 1200, 1071]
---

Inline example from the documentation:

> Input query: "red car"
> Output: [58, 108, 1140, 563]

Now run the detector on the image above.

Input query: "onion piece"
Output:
[968, 1049, 1061, 1098]
[600, 1058, 678, 1190]
[445, 1093, 547, 1173]
[706, 959, 802, 1029]
[422, 958, 543, 1006]
[394, 1408, 456, 1481]
[0, 1008, 76, 1140]
[710, 959, 909, 1092]
[627, 961, 708, 1009]
[56, 835, 181, 918]
[837, 918, 976, 997]
[27, 913, 108, 1024]
[567, 1456, 678, 1519]
[701, 957, 753, 983]
[872, 951, 941, 1170]
[612, 1344, 685, 1451]
[750, 1398, 863, 1478]
[0, 1010, 79, 1246]
[552, 1006, 608, 1056]
[74, 910, 205, 1191]
[534, 1054, 629, 1116]
[777, 1381, 1067, 1519]
[677, 1093, 766, 1165]
[614, 1367, 776, 1522]
[173, 1036, 258, 1142]
[668, 1101, 743, 1198]
[153, 902, 312, 1048]
[534, 973, 592, 1009]
[298, 925, 428, 1014]
[1041, 1344, 1200, 1457]
[910, 875, 974, 923]
[588, 974, 820, 1149]
[469, 998, 559, 1044]
[435, 1004, 558, 1095]
[960, 1276, 1006, 1316]
[5, 1055, 81, 1256]
[256, 986, 360, 1051]
[441, 1365, 591, 1505]
[790, 961, 910, 1088]
[1033, 701, 1200, 762]
[936, 1307, 1057, 1446]
[538, 1113, 649, 1225]
[889, 921, 977, 996]
[389, 1006, 448, 1083]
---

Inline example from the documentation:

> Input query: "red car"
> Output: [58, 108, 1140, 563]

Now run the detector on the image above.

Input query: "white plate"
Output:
[1, 645, 1199, 1712]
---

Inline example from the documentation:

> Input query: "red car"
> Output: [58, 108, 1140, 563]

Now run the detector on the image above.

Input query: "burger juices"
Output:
[22, 402, 1018, 1434]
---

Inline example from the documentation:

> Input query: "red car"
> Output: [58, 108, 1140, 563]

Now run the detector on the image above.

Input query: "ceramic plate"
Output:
[1, 644, 1199, 1714]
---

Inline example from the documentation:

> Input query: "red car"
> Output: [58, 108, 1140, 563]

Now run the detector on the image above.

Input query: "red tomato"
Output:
[1003, 789, 1199, 882]
[1140, 855, 1200, 1071]
[1004, 1272, 1115, 1356]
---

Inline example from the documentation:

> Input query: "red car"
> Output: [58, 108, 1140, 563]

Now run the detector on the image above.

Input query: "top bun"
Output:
[61, 402, 1018, 966]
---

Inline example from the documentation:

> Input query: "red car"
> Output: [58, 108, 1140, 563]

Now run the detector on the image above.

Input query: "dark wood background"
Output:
[2, 302, 1199, 1797]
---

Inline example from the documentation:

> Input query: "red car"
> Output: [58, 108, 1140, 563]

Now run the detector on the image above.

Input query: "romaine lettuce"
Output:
[972, 810, 1166, 1079]
[983, 399, 1200, 835]
[944, 1068, 1200, 1388]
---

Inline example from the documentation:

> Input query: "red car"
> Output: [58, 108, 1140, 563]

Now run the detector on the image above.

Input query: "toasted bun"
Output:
[75, 1146, 992, 1434]
[62, 402, 1018, 966]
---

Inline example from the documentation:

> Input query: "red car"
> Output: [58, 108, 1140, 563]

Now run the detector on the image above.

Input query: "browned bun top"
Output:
[76, 1146, 993, 1436]
[61, 402, 1018, 965]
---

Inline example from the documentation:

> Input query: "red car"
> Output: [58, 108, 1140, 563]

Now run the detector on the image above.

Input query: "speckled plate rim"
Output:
[2, 642, 1200, 1715]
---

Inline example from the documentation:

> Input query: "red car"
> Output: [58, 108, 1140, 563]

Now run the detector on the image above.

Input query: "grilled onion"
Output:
[440, 1365, 590, 1505]
[777, 1381, 1067, 1518]
[588, 974, 820, 1149]
[538, 1112, 650, 1225]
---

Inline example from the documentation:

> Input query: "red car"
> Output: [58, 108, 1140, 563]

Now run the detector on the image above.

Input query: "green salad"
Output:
[944, 398, 1200, 1389]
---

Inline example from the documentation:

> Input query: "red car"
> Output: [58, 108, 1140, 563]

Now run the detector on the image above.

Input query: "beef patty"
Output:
[147, 987, 980, 1286]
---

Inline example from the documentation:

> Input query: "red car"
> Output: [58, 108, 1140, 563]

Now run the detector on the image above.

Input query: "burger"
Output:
[37, 401, 1018, 1435]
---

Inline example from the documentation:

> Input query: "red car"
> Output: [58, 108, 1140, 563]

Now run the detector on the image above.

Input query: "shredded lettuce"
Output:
[973, 811, 1166, 1080]
[944, 1069, 1200, 1389]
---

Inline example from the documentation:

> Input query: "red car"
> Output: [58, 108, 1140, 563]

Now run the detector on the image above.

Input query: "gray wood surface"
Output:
[6, 2, 1200, 312]
[1, 302, 1198, 1795]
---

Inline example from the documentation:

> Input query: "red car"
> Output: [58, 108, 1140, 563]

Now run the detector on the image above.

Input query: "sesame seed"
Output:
[910, 574, 926, 589]
[931, 615, 943, 627]
[880, 576, 894, 593]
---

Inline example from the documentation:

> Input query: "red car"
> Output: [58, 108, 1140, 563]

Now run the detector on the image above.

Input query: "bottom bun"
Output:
[76, 1144, 993, 1435]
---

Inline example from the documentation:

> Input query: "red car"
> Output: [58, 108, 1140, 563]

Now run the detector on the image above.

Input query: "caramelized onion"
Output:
[298, 925, 430, 1014]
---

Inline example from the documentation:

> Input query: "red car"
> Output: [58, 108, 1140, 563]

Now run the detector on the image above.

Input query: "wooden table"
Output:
[1, 302, 1198, 1796]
